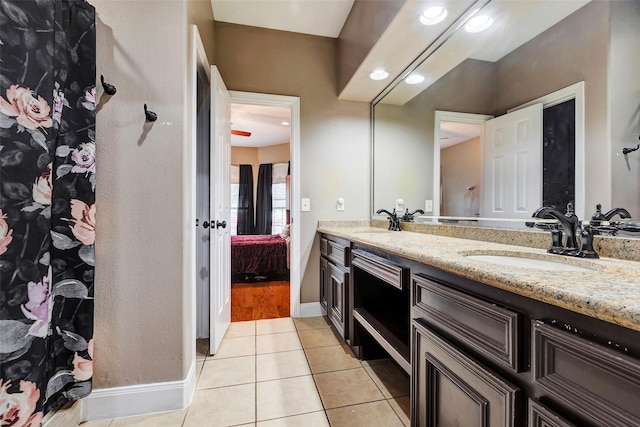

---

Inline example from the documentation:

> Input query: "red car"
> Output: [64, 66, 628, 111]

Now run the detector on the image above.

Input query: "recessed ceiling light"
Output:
[281, 121, 290, 126]
[420, 6, 447, 25]
[464, 14, 493, 33]
[405, 73, 425, 85]
[369, 69, 389, 81]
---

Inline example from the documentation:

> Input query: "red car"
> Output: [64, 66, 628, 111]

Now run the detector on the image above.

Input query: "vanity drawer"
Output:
[413, 274, 522, 372]
[320, 235, 350, 267]
[352, 248, 408, 290]
[532, 320, 640, 426]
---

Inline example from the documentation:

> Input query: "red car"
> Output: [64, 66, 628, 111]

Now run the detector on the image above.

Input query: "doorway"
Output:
[229, 91, 301, 322]
[229, 102, 292, 321]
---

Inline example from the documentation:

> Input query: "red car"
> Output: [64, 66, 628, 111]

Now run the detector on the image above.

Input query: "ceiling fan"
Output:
[231, 129, 251, 137]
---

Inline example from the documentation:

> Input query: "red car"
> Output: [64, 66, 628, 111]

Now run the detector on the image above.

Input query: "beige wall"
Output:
[373, 103, 432, 213]
[610, 0, 640, 217]
[440, 137, 481, 217]
[231, 146, 259, 166]
[337, 0, 404, 95]
[259, 143, 290, 164]
[93, 0, 213, 390]
[187, 0, 215, 62]
[215, 23, 370, 303]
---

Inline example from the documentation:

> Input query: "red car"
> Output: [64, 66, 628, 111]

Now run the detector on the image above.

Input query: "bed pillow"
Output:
[280, 224, 290, 239]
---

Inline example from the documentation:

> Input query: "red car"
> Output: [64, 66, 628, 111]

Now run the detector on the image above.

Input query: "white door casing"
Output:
[209, 66, 231, 354]
[482, 103, 543, 218]
[195, 67, 211, 339]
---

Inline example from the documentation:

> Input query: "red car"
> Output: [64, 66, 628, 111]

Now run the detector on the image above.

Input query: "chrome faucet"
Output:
[376, 209, 401, 231]
[401, 208, 424, 222]
[532, 204, 580, 255]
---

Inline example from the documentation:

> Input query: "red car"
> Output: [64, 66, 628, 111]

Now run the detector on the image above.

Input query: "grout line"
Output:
[323, 397, 389, 412]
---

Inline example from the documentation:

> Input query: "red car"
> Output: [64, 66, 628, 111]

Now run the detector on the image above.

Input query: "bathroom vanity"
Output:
[318, 223, 640, 427]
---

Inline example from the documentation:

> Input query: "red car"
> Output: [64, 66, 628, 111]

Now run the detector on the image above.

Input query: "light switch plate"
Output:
[301, 198, 311, 212]
[425, 200, 433, 212]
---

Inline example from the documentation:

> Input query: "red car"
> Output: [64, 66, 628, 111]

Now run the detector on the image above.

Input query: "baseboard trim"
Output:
[81, 361, 196, 421]
[298, 302, 323, 318]
[43, 401, 81, 427]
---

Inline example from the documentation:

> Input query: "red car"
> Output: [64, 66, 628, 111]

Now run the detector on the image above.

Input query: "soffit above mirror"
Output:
[378, 0, 590, 105]
[338, 0, 477, 102]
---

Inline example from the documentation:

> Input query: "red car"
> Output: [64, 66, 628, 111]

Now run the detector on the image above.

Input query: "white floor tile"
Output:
[256, 332, 302, 354]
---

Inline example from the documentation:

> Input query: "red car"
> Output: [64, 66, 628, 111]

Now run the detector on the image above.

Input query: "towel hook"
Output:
[144, 104, 157, 122]
[100, 75, 117, 95]
[622, 136, 640, 155]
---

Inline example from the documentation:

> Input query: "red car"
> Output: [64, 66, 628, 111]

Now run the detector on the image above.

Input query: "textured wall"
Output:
[214, 23, 370, 303]
[92, 0, 214, 389]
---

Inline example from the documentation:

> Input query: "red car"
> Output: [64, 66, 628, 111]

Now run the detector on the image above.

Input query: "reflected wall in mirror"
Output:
[372, 0, 640, 229]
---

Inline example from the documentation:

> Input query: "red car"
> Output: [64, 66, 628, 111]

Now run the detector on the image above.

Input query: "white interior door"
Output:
[209, 66, 231, 354]
[482, 103, 543, 218]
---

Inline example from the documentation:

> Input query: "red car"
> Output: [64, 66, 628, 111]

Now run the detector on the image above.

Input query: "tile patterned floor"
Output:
[81, 316, 410, 426]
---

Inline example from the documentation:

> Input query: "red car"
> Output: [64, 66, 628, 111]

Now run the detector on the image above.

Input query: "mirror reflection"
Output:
[372, 0, 640, 230]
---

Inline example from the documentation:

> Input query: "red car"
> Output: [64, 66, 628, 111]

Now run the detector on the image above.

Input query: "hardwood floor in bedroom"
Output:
[231, 280, 290, 321]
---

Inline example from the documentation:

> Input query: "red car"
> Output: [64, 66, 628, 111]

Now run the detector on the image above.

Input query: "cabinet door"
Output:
[328, 263, 348, 337]
[412, 320, 520, 427]
[320, 257, 329, 312]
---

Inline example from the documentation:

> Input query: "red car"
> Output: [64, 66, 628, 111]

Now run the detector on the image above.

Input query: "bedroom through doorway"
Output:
[229, 102, 292, 321]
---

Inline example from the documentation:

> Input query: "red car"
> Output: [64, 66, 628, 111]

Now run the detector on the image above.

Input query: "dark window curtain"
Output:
[237, 164, 254, 235]
[255, 164, 273, 235]
[0, 0, 96, 420]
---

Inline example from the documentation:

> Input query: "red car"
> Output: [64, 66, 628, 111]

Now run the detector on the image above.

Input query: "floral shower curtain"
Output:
[0, 0, 96, 424]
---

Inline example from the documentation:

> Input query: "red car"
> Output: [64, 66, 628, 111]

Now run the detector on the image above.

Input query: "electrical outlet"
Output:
[425, 200, 433, 212]
[301, 198, 311, 212]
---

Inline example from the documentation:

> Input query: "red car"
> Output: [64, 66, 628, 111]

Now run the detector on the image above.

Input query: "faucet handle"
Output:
[578, 225, 599, 258]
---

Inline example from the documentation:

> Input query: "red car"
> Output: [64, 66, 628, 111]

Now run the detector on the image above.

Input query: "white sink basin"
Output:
[465, 254, 592, 272]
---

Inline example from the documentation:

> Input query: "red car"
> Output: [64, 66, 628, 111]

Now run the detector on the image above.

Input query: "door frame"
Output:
[229, 91, 302, 318]
[186, 25, 210, 404]
[433, 111, 493, 218]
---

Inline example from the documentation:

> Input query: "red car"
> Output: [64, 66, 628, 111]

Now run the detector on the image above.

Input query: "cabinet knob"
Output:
[216, 220, 227, 229]
[203, 221, 210, 229]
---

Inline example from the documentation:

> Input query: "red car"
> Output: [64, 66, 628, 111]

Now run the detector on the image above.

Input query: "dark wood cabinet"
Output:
[319, 257, 328, 312]
[318, 231, 640, 427]
[532, 320, 640, 426]
[319, 234, 350, 339]
[412, 319, 521, 426]
[328, 262, 348, 336]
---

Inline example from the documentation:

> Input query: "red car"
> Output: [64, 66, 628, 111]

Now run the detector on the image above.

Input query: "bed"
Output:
[231, 234, 289, 276]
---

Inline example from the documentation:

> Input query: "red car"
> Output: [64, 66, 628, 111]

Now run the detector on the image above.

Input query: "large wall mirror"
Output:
[372, 0, 640, 231]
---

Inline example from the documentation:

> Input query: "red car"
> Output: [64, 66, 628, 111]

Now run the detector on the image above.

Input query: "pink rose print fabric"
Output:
[0, 0, 96, 422]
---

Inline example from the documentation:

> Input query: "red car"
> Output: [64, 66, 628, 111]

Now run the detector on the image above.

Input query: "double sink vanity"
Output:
[317, 221, 640, 426]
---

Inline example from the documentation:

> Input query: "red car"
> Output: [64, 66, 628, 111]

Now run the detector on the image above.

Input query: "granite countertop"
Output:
[318, 223, 640, 333]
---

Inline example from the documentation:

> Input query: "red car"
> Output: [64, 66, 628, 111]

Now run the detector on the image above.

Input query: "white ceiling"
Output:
[231, 103, 291, 147]
[210, 0, 355, 38]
